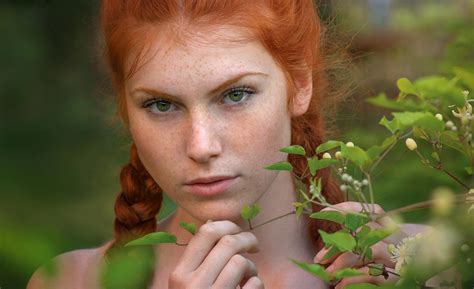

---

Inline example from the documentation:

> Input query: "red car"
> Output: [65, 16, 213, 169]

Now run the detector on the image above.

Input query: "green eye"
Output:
[223, 86, 255, 104]
[228, 91, 245, 102]
[154, 100, 171, 112]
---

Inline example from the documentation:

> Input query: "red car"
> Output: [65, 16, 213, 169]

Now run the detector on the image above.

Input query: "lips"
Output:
[184, 175, 238, 197]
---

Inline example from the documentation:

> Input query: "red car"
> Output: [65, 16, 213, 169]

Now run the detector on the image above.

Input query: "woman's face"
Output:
[125, 25, 300, 222]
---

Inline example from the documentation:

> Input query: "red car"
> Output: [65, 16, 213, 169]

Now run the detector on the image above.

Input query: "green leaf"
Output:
[308, 158, 339, 176]
[465, 166, 473, 175]
[356, 225, 371, 240]
[240, 204, 261, 221]
[397, 77, 418, 96]
[333, 268, 365, 280]
[308, 157, 318, 176]
[367, 93, 425, 111]
[295, 206, 304, 220]
[340, 144, 371, 169]
[379, 116, 400, 134]
[413, 76, 465, 107]
[367, 135, 397, 160]
[413, 127, 430, 141]
[322, 246, 341, 261]
[179, 221, 196, 235]
[440, 131, 466, 155]
[264, 161, 293, 171]
[344, 213, 370, 231]
[368, 263, 385, 277]
[280, 145, 306, 156]
[414, 115, 444, 135]
[316, 140, 343, 154]
[359, 227, 398, 250]
[392, 111, 431, 128]
[346, 283, 381, 289]
[310, 211, 345, 224]
[318, 230, 356, 252]
[125, 232, 177, 247]
[291, 259, 330, 282]
[454, 66, 474, 91]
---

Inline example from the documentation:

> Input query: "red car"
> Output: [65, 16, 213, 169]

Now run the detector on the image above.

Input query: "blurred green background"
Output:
[1, 0, 473, 288]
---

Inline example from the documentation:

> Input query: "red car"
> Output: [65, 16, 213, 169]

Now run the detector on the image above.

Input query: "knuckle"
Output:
[199, 223, 219, 237]
[220, 234, 239, 248]
[229, 254, 248, 269]
[168, 270, 185, 285]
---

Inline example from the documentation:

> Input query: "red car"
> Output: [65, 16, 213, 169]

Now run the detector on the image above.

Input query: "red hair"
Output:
[100, 0, 344, 285]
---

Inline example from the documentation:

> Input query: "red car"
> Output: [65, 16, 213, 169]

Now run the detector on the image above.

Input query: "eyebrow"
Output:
[131, 71, 268, 99]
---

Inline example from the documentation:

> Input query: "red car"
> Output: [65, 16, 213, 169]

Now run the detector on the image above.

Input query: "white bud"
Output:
[337, 168, 343, 173]
[362, 179, 369, 186]
[452, 126, 458, 132]
[353, 180, 361, 189]
[347, 175, 353, 183]
[462, 90, 469, 98]
[340, 184, 348, 192]
[346, 141, 355, 148]
[405, 138, 418, 151]
[322, 152, 331, 159]
[335, 151, 342, 160]
[341, 173, 349, 182]
[435, 113, 443, 121]
[445, 121, 454, 129]
[461, 244, 470, 252]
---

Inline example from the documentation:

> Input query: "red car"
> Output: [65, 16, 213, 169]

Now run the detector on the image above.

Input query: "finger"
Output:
[212, 254, 258, 289]
[327, 242, 395, 272]
[320, 201, 385, 215]
[313, 247, 342, 265]
[175, 220, 242, 273]
[194, 232, 259, 284]
[241, 276, 265, 289]
[334, 265, 399, 289]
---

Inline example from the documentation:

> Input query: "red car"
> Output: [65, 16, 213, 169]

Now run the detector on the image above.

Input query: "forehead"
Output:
[125, 24, 281, 90]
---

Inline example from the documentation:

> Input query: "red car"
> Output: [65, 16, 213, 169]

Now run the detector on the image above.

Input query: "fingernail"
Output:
[326, 265, 334, 273]
[206, 219, 213, 224]
[314, 249, 326, 263]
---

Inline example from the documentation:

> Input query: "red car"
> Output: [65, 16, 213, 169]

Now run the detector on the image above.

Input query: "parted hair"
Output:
[100, 0, 345, 286]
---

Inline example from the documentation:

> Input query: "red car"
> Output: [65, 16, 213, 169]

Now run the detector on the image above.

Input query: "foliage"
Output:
[123, 68, 474, 288]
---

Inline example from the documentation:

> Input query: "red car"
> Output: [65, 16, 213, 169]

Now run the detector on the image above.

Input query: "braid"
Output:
[113, 143, 162, 244]
[289, 114, 345, 252]
[101, 143, 162, 289]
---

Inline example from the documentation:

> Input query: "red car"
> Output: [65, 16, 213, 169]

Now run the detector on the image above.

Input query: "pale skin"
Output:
[27, 24, 434, 289]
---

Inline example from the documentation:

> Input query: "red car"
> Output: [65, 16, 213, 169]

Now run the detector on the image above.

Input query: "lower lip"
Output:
[185, 177, 238, 197]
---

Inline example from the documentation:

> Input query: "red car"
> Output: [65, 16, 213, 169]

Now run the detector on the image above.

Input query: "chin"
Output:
[185, 199, 248, 224]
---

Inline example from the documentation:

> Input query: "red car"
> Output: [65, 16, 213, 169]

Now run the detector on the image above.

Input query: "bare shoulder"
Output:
[26, 240, 113, 289]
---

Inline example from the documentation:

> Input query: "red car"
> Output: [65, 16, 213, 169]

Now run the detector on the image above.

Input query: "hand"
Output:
[169, 220, 264, 289]
[313, 202, 404, 289]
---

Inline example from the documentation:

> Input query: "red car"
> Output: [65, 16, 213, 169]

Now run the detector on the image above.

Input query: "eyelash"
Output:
[141, 85, 256, 114]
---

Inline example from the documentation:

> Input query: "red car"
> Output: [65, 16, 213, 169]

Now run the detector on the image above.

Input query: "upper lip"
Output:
[185, 175, 237, 185]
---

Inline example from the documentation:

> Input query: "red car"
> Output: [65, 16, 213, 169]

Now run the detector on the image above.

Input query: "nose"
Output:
[185, 111, 222, 163]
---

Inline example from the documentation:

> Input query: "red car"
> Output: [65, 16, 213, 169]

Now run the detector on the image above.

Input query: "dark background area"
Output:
[1, 1, 473, 288]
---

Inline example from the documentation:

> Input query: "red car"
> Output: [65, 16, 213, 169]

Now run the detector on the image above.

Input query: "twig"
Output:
[249, 211, 296, 231]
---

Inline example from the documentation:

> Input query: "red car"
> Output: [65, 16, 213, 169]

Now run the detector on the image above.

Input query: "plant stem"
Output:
[440, 168, 470, 190]
[249, 211, 296, 231]
[374, 193, 472, 220]
[366, 173, 375, 214]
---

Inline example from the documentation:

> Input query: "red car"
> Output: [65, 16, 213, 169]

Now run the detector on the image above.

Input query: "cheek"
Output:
[128, 114, 182, 191]
[229, 96, 292, 167]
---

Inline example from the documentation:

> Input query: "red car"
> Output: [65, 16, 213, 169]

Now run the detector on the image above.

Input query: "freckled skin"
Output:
[125, 25, 293, 223]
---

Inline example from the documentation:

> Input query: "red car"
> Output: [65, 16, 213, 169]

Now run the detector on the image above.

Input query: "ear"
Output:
[290, 71, 312, 117]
